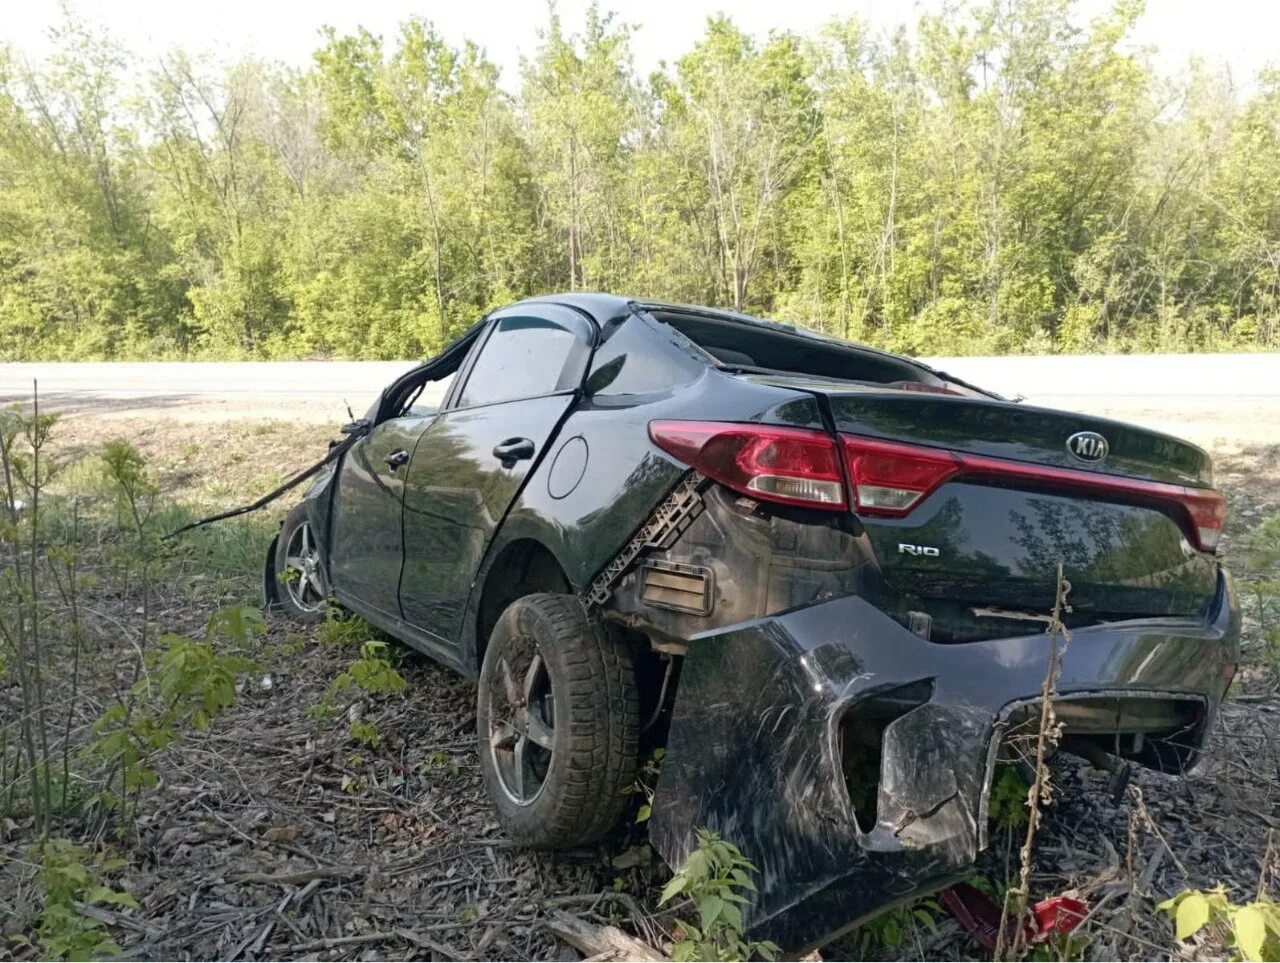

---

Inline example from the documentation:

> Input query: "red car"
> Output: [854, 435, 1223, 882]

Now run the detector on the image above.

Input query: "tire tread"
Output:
[479, 593, 640, 848]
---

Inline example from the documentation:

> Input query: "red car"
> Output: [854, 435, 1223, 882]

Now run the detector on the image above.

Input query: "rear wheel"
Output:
[273, 505, 328, 622]
[477, 593, 639, 848]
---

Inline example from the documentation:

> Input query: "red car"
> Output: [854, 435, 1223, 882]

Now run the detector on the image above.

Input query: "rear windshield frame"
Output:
[645, 307, 997, 398]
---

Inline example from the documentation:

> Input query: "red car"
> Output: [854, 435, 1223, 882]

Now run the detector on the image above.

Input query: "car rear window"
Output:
[651, 310, 972, 392]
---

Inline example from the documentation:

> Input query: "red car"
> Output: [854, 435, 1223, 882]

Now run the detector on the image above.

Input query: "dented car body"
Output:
[267, 293, 1238, 950]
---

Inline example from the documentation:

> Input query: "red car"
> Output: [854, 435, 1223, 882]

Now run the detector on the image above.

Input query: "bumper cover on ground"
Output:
[649, 573, 1239, 951]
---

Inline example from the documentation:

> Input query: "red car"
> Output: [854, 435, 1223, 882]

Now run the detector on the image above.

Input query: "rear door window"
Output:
[457, 311, 592, 408]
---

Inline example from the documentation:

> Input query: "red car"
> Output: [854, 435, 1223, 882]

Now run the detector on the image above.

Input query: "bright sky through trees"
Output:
[7, 0, 1277, 91]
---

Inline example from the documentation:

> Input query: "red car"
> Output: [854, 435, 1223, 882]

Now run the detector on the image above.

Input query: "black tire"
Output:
[272, 504, 329, 623]
[477, 593, 640, 849]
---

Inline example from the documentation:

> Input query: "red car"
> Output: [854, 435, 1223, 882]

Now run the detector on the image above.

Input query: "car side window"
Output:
[397, 371, 455, 417]
[456, 311, 591, 408]
[586, 314, 705, 396]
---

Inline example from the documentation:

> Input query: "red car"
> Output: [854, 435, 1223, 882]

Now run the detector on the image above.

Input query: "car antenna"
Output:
[344, 397, 356, 421]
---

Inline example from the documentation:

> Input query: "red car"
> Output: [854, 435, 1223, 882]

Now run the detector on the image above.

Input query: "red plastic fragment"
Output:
[940, 884, 1087, 951]
[1032, 895, 1088, 939]
[939, 882, 1018, 951]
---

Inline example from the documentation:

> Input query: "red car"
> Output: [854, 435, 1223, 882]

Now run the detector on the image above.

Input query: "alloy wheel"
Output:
[487, 640, 556, 805]
[283, 520, 327, 612]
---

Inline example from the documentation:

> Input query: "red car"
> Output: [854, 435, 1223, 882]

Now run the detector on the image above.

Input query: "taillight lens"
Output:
[841, 436, 960, 515]
[1180, 487, 1228, 553]
[650, 420, 1226, 553]
[648, 421, 846, 509]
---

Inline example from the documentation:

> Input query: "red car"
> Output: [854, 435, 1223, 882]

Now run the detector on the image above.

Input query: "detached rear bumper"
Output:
[649, 571, 1239, 951]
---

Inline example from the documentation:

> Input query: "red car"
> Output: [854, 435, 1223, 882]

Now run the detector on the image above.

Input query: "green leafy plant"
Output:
[421, 749, 458, 774]
[87, 605, 261, 812]
[628, 746, 665, 823]
[851, 898, 941, 955]
[349, 719, 382, 748]
[317, 610, 379, 648]
[311, 640, 406, 737]
[989, 764, 1032, 829]
[1243, 514, 1280, 668]
[333, 640, 407, 696]
[660, 829, 778, 961]
[24, 838, 137, 961]
[0, 400, 62, 831]
[1158, 887, 1280, 961]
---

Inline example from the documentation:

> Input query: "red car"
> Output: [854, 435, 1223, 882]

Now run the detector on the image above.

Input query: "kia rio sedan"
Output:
[267, 293, 1238, 950]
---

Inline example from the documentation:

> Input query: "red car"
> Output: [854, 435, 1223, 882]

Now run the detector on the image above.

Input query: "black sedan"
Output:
[266, 293, 1238, 950]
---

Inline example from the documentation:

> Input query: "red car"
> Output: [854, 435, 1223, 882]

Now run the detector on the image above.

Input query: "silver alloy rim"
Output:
[283, 520, 326, 612]
[487, 642, 555, 805]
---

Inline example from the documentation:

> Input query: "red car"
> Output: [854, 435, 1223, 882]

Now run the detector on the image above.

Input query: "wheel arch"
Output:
[262, 532, 281, 610]
[468, 533, 574, 675]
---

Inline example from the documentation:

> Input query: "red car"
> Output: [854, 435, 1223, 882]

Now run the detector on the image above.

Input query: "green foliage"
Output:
[659, 829, 779, 961]
[850, 897, 941, 955]
[333, 641, 407, 696]
[349, 720, 382, 748]
[317, 610, 379, 648]
[1158, 887, 1280, 961]
[3, 4, 1280, 358]
[628, 746, 665, 823]
[421, 749, 458, 774]
[989, 764, 1033, 829]
[0, 400, 65, 831]
[87, 604, 261, 809]
[1243, 514, 1280, 666]
[26, 838, 137, 961]
[311, 640, 406, 736]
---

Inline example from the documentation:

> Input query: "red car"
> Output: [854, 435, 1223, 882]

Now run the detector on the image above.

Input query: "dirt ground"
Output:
[3, 403, 1279, 962]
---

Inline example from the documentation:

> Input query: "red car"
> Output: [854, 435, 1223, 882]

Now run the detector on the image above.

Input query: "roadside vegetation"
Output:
[3, 403, 1280, 960]
[3, 0, 1280, 362]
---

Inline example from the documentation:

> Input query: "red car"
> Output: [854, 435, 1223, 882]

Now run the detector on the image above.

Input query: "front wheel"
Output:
[477, 593, 639, 848]
[272, 505, 329, 622]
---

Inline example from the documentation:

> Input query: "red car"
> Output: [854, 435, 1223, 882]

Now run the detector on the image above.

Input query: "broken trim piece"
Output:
[165, 425, 369, 540]
[583, 472, 707, 609]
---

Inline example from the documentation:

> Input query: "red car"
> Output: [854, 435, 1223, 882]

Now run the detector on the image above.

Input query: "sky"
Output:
[4, 0, 1277, 89]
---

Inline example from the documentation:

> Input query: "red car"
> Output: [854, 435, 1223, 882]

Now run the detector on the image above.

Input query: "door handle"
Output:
[385, 449, 410, 470]
[492, 437, 535, 468]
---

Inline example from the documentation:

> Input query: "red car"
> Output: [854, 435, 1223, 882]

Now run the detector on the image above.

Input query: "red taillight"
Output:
[848, 434, 1227, 553]
[649, 421, 1225, 553]
[648, 421, 846, 509]
[841, 435, 960, 515]
[1179, 487, 1228, 553]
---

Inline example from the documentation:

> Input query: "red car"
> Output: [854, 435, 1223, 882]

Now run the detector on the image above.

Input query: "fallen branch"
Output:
[225, 865, 360, 886]
[545, 910, 668, 961]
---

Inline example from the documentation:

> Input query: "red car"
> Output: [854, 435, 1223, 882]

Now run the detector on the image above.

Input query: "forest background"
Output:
[3, 0, 1279, 360]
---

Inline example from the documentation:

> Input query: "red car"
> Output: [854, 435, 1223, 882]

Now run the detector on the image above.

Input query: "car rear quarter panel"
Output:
[456, 368, 825, 672]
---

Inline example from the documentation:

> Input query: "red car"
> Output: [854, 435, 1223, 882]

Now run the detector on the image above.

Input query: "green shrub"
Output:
[1159, 887, 1280, 961]
[660, 829, 778, 961]
[23, 838, 137, 961]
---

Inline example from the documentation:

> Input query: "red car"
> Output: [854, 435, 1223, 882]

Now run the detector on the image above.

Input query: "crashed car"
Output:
[265, 293, 1239, 950]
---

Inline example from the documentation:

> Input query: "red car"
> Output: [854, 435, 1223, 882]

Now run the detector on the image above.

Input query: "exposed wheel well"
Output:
[476, 539, 571, 664]
[475, 540, 679, 748]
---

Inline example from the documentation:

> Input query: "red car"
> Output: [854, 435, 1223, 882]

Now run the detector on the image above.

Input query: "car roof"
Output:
[508, 292, 933, 373]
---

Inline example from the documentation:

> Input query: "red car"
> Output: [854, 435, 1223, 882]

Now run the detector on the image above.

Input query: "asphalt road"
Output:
[1, 354, 1277, 448]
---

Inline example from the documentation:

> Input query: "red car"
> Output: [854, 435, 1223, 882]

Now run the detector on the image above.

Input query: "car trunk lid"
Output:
[736, 375, 1224, 636]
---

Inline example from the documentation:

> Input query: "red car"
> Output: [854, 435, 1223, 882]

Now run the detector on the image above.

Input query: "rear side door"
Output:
[399, 304, 595, 644]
